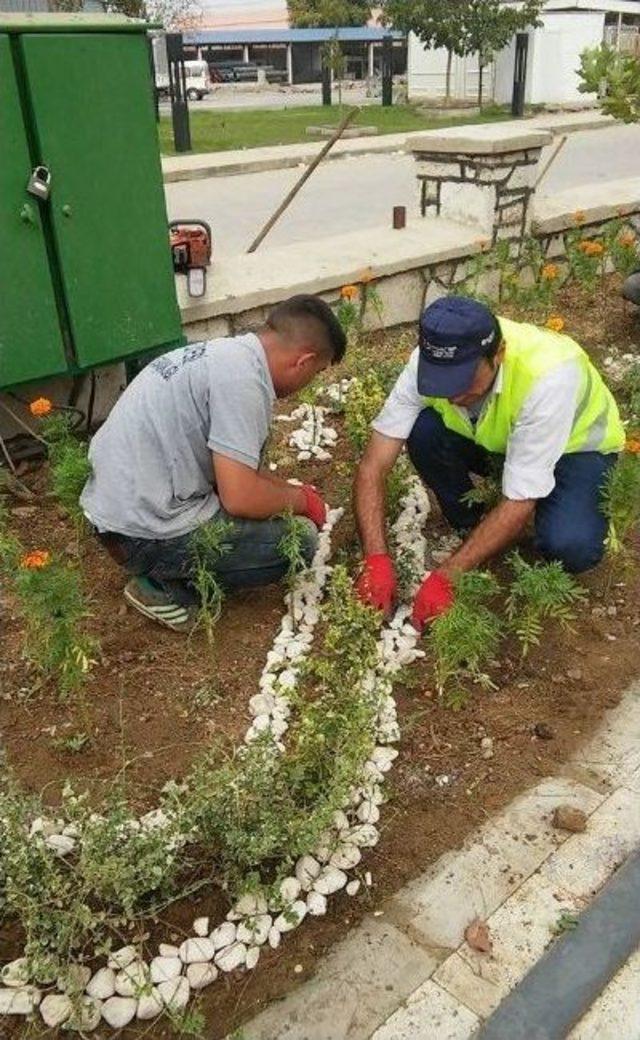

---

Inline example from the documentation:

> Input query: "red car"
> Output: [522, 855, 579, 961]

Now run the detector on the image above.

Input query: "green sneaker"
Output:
[123, 576, 197, 633]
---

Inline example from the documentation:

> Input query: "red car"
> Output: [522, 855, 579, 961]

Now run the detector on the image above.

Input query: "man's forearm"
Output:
[354, 463, 389, 556]
[225, 472, 304, 520]
[441, 498, 535, 577]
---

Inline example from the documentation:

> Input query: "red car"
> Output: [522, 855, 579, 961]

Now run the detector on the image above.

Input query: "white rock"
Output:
[357, 800, 380, 824]
[349, 824, 380, 847]
[246, 946, 260, 971]
[332, 810, 350, 833]
[295, 854, 321, 888]
[273, 900, 307, 933]
[276, 669, 297, 690]
[0, 986, 39, 1015]
[215, 942, 247, 973]
[313, 866, 348, 895]
[108, 945, 138, 970]
[234, 891, 268, 916]
[179, 937, 215, 964]
[158, 976, 190, 1010]
[150, 956, 182, 984]
[45, 833, 76, 857]
[186, 963, 218, 990]
[136, 988, 163, 1020]
[236, 913, 272, 946]
[61, 995, 101, 1031]
[86, 967, 116, 1000]
[1, 958, 29, 988]
[40, 993, 72, 1027]
[249, 693, 275, 716]
[365, 871, 373, 887]
[115, 962, 149, 997]
[158, 943, 180, 958]
[346, 879, 361, 896]
[306, 891, 327, 916]
[102, 996, 137, 1029]
[268, 926, 281, 949]
[210, 921, 237, 950]
[279, 876, 302, 904]
[58, 964, 91, 994]
[252, 713, 271, 733]
[193, 916, 209, 937]
[329, 843, 362, 870]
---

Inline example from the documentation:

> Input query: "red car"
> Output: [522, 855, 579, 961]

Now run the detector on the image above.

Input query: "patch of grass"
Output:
[159, 103, 511, 155]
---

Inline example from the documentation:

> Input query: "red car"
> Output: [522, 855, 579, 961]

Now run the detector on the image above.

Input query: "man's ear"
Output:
[495, 342, 506, 365]
[296, 350, 317, 370]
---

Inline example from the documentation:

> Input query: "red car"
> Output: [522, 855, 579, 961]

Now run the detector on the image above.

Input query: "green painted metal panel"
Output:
[0, 35, 68, 389]
[20, 32, 182, 370]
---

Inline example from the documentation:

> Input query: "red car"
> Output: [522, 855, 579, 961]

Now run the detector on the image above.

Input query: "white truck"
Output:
[151, 33, 211, 101]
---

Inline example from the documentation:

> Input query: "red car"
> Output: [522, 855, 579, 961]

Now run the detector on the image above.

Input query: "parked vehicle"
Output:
[155, 59, 211, 101]
[208, 61, 287, 85]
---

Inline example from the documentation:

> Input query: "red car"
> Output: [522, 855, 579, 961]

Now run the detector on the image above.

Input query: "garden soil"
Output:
[1, 279, 639, 1039]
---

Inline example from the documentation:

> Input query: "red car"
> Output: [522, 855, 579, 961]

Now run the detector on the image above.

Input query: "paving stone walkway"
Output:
[235, 682, 640, 1040]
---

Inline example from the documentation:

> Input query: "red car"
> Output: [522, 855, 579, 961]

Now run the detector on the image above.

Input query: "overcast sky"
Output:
[202, 0, 289, 27]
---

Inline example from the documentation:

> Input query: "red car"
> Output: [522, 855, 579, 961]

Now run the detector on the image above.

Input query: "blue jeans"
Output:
[407, 407, 617, 574]
[99, 510, 318, 606]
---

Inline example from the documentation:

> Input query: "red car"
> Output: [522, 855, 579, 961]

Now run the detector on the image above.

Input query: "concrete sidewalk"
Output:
[162, 111, 613, 184]
[233, 682, 640, 1040]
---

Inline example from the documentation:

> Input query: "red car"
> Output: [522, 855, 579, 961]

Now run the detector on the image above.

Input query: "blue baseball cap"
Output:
[417, 296, 498, 398]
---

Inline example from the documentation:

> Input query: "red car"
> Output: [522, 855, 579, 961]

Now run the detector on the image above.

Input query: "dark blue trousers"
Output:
[406, 407, 617, 574]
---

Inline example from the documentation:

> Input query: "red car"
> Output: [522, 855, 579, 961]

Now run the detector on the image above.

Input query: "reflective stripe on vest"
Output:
[422, 316, 624, 456]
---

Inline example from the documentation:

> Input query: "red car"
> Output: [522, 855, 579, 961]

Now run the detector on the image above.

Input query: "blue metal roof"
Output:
[183, 27, 405, 45]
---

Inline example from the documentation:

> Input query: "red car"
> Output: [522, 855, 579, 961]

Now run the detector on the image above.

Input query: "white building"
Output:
[407, 0, 640, 107]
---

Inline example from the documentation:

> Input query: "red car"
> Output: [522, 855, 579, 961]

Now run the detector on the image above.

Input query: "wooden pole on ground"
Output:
[246, 107, 359, 254]
[534, 134, 568, 190]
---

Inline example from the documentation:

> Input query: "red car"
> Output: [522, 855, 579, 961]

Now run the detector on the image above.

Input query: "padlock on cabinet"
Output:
[27, 165, 52, 202]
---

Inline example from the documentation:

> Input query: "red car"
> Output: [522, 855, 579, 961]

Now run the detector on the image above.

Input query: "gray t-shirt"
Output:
[80, 333, 275, 539]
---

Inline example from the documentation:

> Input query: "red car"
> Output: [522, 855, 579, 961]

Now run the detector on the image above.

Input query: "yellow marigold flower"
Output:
[340, 284, 358, 300]
[573, 210, 586, 225]
[625, 437, 640, 455]
[20, 550, 51, 570]
[619, 230, 636, 248]
[29, 397, 53, 418]
[541, 263, 559, 281]
[545, 316, 565, 332]
[577, 240, 604, 257]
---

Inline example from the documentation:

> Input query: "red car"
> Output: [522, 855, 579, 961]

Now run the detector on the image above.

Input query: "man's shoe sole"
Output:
[123, 583, 195, 633]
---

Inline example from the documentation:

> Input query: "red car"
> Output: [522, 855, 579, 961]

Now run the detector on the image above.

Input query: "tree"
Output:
[577, 44, 640, 122]
[463, 0, 543, 107]
[101, 0, 202, 28]
[382, 0, 469, 101]
[287, 0, 372, 28]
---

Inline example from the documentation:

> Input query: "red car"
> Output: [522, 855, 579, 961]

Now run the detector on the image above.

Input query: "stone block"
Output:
[474, 268, 502, 301]
[424, 279, 449, 307]
[410, 125, 552, 156]
[507, 163, 539, 190]
[232, 306, 267, 333]
[544, 234, 567, 258]
[496, 200, 527, 227]
[386, 777, 602, 953]
[371, 980, 479, 1040]
[561, 681, 640, 789]
[415, 160, 464, 180]
[362, 270, 425, 330]
[439, 181, 496, 235]
[240, 916, 438, 1040]
[433, 873, 578, 1019]
[184, 320, 207, 343]
[204, 317, 231, 340]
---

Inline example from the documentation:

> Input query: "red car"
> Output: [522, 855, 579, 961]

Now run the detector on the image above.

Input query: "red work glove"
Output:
[411, 571, 454, 631]
[300, 484, 327, 530]
[355, 554, 397, 616]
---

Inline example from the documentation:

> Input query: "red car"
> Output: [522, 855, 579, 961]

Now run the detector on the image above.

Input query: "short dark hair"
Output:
[484, 315, 502, 361]
[266, 294, 347, 365]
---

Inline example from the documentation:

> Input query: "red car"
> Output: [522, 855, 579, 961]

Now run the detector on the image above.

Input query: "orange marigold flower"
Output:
[625, 438, 640, 455]
[340, 284, 358, 300]
[573, 210, 586, 226]
[545, 315, 565, 332]
[358, 267, 375, 284]
[619, 230, 636, 248]
[577, 240, 604, 257]
[29, 397, 53, 418]
[541, 263, 559, 281]
[20, 550, 51, 570]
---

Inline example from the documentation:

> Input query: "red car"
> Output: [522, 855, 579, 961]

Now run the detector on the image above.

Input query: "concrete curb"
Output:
[476, 849, 640, 1040]
[162, 112, 614, 184]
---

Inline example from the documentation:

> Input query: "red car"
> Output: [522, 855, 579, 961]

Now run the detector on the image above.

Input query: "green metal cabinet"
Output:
[0, 14, 183, 390]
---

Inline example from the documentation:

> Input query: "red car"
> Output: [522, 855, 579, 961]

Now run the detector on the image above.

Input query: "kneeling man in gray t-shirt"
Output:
[80, 294, 345, 631]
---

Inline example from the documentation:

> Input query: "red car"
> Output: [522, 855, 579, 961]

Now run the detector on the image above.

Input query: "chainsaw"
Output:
[169, 220, 212, 298]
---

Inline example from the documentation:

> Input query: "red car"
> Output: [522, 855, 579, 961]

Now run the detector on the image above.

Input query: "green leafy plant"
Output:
[0, 536, 96, 699]
[278, 512, 313, 586]
[506, 551, 586, 656]
[577, 43, 640, 123]
[553, 910, 579, 935]
[190, 519, 233, 642]
[430, 570, 503, 708]
[601, 451, 640, 556]
[41, 412, 92, 529]
[53, 731, 90, 754]
[344, 370, 387, 453]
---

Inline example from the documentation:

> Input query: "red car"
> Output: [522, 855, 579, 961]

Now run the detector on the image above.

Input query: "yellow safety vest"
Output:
[422, 316, 624, 455]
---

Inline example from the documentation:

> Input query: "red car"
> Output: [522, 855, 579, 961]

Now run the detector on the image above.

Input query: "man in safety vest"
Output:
[354, 295, 624, 630]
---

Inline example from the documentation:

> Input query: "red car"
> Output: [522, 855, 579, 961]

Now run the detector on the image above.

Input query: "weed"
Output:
[53, 731, 90, 754]
[506, 551, 586, 657]
[190, 519, 233, 642]
[41, 412, 92, 529]
[430, 571, 503, 707]
[553, 910, 579, 935]
[601, 451, 640, 556]
[191, 682, 223, 713]
[278, 512, 313, 586]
